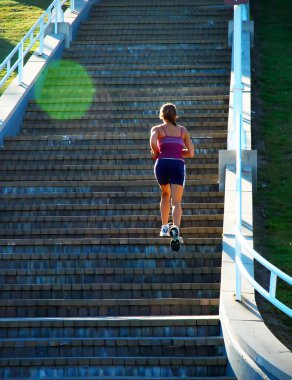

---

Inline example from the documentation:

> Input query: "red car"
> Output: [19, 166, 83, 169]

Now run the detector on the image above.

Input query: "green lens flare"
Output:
[35, 59, 95, 120]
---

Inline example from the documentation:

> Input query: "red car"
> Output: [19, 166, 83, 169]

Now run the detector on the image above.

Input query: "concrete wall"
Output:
[0, 0, 97, 146]
[219, 5, 292, 380]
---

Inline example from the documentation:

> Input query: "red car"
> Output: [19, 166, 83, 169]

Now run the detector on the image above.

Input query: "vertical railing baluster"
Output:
[269, 272, 277, 299]
[233, 4, 244, 301]
[71, 0, 75, 12]
[18, 42, 24, 85]
[39, 18, 44, 56]
[54, 0, 58, 34]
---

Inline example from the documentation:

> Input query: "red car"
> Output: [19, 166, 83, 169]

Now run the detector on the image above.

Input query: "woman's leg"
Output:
[170, 184, 184, 227]
[160, 184, 171, 225]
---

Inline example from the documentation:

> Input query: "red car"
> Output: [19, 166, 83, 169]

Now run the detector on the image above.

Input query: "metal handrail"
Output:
[232, 3, 292, 317]
[236, 229, 292, 317]
[0, 0, 74, 89]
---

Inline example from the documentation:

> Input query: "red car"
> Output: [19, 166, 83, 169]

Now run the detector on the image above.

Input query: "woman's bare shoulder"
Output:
[151, 124, 162, 133]
[179, 125, 189, 136]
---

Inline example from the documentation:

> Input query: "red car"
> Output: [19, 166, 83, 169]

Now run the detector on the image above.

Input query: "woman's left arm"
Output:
[150, 127, 159, 160]
[182, 128, 194, 158]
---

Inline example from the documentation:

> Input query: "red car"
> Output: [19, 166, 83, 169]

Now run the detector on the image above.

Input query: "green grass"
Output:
[252, 0, 292, 308]
[0, 1, 54, 60]
[0, 0, 69, 93]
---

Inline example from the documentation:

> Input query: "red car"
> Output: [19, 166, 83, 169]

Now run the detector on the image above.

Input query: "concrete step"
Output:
[78, 21, 227, 31]
[0, 174, 218, 182]
[45, 66, 229, 77]
[0, 336, 225, 358]
[94, 0, 228, 6]
[0, 315, 221, 338]
[0, 183, 220, 197]
[5, 133, 227, 145]
[64, 54, 230, 67]
[0, 266, 221, 282]
[0, 202, 224, 218]
[90, 4, 231, 12]
[0, 214, 223, 229]
[78, 29, 227, 40]
[83, 12, 230, 22]
[21, 122, 227, 134]
[0, 282, 220, 300]
[97, 0, 227, 5]
[0, 356, 229, 378]
[0, 152, 219, 164]
[70, 38, 228, 46]
[5, 130, 226, 139]
[0, 163, 218, 177]
[63, 51, 231, 65]
[29, 92, 229, 104]
[0, 297, 220, 318]
[0, 190, 223, 204]
[40, 76, 229, 88]
[27, 101, 228, 113]
[0, 226, 223, 239]
[23, 113, 228, 123]
[4, 134, 227, 147]
[0, 238, 222, 254]
[0, 251, 222, 270]
[0, 377, 236, 380]
[0, 180, 220, 195]
[0, 144, 225, 156]
[36, 85, 229, 99]
[0, 162, 220, 171]
[65, 44, 229, 54]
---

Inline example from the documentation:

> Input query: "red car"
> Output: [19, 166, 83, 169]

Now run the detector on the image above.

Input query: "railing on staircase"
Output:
[230, 2, 292, 317]
[0, 0, 75, 89]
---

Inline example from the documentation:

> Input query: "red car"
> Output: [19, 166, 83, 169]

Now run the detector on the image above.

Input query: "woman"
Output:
[150, 103, 194, 251]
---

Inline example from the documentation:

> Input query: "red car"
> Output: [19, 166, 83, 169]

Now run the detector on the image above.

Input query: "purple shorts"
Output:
[154, 159, 186, 187]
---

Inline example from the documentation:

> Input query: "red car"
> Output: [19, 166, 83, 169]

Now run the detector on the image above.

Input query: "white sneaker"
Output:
[170, 225, 183, 251]
[159, 224, 170, 237]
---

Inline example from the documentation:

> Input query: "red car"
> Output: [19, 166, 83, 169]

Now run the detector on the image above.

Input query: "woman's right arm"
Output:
[182, 128, 194, 158]
[150, 127, 159, 160]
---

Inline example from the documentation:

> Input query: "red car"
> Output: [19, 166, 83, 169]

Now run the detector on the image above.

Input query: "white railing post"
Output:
[39, 17, 44, 56]
[57, 0, 64, 22]
[269, 272, 277, 299]
[71, 0, 75, 12]
[54, 0, 58, 34]
[235, 113, 242, 301]
[18, 42, 24, 85]
[233, 4, 244, 301]
[54, 0, 64, 34]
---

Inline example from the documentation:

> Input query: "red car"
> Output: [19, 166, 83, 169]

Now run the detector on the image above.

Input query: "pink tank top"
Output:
[157, 125, 185, 160]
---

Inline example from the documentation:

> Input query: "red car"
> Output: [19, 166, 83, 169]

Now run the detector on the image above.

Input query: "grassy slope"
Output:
[0, 1, 53, 60]
[0, 0, 65, 93]
[251, 0, 292, 347]
[253, 0, 292, 298]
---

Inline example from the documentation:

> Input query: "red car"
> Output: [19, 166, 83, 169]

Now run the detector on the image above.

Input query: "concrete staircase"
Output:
[0, 0, 236, 378]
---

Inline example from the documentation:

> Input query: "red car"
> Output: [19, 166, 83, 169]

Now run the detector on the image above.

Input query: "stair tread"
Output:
[0, 314, 220, 321]
[0, 237, 222, 245]
[0, 282, 221, 289]
[0, 215, 223, 222]
[0, 251, 222, 260]
[0, 377, 236, 380]
[0, 298, 219, 305]
[0, 355, 227, 364]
